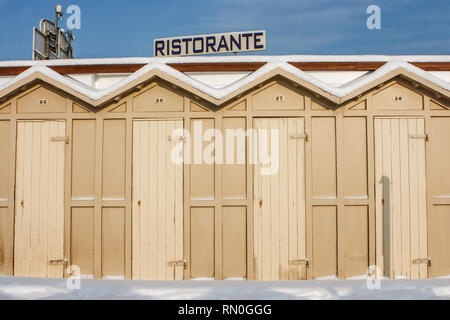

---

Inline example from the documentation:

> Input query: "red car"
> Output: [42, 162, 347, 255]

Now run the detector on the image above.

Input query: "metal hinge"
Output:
[412, 257, 431, 266]
[290, 133, 309, 142]
[49, 258, 68, 267]
[289, 258, 309, 267]
[51, 136, 70, 144]
[409, 134, 429, 142]
[168, 259, 187, 268]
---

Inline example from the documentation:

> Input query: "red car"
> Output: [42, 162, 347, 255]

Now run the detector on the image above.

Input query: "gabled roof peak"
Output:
[0, 59, 448, 109]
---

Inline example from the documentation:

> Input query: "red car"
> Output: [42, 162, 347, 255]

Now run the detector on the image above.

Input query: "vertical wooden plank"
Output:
[14, 121, 24, 277]
[38, 121, 49, 277]
[305, 113, 313, 280]
[94, 117, 103, 280]
[64, 101, 73, 278]
[279, 118, 288, 280]
[157, 121, 167, 279]
[0, 120, 13, 276]
[166, 120, 176, 280]
[297, 118, 307, 280]
[261, 119, 271, 280]
[408, 119, 420, 278]
[336, 114, 345, 279]
[58, 121, 66, 275]
[246, 110, 255, 280]
[277, 118, 288, 280]
[366, 103, 376, 271]
[140, 121, 150, 279]
[287, 118, 298, 280]
[374, 118, 384, 275]
[416, 119, 428, 278]
[53, 121, 66, 278]
[269, 119, 280, 280]
[30, 122, 41, 277]
[253, 118, 262, 280]
[174, 120, 184, 280]
[131, 120, 141, 279]
[22, 122, 33, 276]
[382, 118, 393, 277]
[215, 115, 222, 281]
[148, 121, 158, 279]
[47, 121, 57, 278]
[399, 119, 411, 278]
[125, 107, 132, 280]
[390, 119, 401, 278]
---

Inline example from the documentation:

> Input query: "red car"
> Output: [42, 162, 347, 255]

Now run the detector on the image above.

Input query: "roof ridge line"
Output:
[0, 61, 448, 107]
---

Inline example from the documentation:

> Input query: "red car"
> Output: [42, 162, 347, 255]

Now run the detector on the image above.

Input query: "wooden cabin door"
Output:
[374, 117, 428, 279]
[14, 120, 66, 278]
[253, 118, 307, 280]
[132, 119, 184, 280]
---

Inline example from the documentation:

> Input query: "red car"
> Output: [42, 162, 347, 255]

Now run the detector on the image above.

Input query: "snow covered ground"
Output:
[0, 276, 450, 300]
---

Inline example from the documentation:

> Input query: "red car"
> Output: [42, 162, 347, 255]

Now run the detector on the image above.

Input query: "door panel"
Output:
[14, 120, 66, 278]
[253, 118, 306, 280]
[429, 118, 450, 277]
[132, 119, 184, 280]
[374, 118, 428, 279]
[190, 207, 215, 279]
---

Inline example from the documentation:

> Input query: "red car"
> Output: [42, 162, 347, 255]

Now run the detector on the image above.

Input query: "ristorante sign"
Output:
[153, 30, 266, 57]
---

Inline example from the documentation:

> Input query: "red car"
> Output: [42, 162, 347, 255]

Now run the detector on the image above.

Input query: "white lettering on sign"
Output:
[154, 30, 266, 57]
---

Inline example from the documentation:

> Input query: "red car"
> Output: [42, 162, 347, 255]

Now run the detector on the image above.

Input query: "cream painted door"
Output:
[253, 118, 307, 280]
[14, 120, 66, 278]
[132, 119, 184, 280]
[374, 118, 428, 279]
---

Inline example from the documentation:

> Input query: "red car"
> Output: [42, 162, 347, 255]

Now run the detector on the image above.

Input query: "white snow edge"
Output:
[1, 55, 450, 67]
[0, 61, 448, 102]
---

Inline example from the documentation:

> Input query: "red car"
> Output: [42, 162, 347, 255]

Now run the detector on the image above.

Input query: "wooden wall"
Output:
[0, 77, 449, 280]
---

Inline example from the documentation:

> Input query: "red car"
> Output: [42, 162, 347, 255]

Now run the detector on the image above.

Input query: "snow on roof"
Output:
[1, 55, 450, 67]
[0, 57, 449, 104]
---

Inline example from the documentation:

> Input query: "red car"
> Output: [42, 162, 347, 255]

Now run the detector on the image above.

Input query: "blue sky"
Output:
[0, 0, 448, 60]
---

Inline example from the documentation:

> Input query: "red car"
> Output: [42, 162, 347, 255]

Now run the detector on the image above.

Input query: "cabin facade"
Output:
[0, 56, 449, 280]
